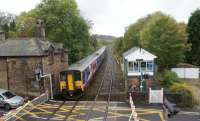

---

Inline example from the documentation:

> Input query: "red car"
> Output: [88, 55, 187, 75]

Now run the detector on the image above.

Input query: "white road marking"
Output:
[179, 111, 200, 116]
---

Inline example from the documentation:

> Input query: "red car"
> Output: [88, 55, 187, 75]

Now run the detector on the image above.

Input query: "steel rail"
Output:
[103, 78, 113, 121]
[62, 99, 80, 121]
[103, 53, 114, 121]
[85, 51, 109, 121]
[85, 47, 114, 121]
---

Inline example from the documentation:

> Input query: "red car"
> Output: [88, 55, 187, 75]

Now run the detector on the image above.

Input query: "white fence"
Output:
[0, 91, 49, 121]
[149, 88, 163, 104]
[171, 68, 199, 79]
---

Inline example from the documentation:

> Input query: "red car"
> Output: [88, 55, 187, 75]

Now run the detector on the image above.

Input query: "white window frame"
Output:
[140, 61, 147, 72]
[133, 61, 139, 72]
[147, 61, 153, 72]
[128, 61, 134, 72]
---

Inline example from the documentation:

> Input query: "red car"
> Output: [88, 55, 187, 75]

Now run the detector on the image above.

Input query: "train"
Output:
[59, 46, 106, 98]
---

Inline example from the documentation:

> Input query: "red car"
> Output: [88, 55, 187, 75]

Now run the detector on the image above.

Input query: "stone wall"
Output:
[42, 53, 68, 93]
[0, 58, 8, 89]
[7, 57, 42, 97]
[0, 52, 68, 97]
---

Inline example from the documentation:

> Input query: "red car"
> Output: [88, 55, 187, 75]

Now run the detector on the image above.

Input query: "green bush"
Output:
[157, 70, 180, 87]
[170, 83, 197, 107]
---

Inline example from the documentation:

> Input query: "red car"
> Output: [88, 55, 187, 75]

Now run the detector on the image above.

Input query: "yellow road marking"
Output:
[31, 105, 65, 119]
[21, 108, 39, 118]
[13, 115, 26, 121]
[22, 102, 165, 121]
[159, 112, 165, 121]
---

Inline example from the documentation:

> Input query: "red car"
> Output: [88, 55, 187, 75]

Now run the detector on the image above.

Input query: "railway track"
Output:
[45, 47, 120, 121]
[45, 47, 111, 121]
[85, 47, 114, 121]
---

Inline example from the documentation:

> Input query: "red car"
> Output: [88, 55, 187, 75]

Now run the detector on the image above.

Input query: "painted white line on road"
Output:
[48, 100, 64, 103]
[179, 111, 200, 116]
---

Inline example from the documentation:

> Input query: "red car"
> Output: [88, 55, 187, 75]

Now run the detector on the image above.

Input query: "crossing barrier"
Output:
[0, 91, 49, 121]
[129, 93, 139, 121]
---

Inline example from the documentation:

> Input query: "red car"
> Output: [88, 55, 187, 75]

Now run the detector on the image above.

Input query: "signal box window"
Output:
[134, 62, 139, 72]
[141, 62, 146, 72]
[147, 61, 153, 72]
[128, 62, 133, 72]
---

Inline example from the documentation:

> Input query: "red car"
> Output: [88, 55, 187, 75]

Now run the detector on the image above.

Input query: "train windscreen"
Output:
[73, 71, 81, 81]
[60, 71, 67, 81]
[60, 70, 81, 82]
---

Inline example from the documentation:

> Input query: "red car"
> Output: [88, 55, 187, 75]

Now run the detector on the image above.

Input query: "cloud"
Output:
[0, 0, 200, 36]
[76, 0, 200, 36]
[0, 0, 41, 15]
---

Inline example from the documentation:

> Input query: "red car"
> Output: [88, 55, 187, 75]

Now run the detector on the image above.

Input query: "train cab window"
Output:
[60, 72, 67, 81]
[74, 71, 81, 81]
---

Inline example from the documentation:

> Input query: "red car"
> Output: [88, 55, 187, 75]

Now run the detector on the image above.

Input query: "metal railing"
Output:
[1, 91, 49, 121]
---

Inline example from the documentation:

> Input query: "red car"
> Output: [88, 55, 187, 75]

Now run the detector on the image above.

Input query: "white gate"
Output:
[149, 88, 163, 104]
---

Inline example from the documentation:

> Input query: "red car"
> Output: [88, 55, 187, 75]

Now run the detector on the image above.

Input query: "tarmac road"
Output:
[0, 107, 7, 117]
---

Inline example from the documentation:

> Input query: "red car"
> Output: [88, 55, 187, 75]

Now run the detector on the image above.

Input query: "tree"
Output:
[122, 12, 190, 68]
[90, 35, 98, 49]
[0, 11, 16, 38]
[113, 37, 124, 56]
[36, 0, 92, 63]
[15, 11, 37, 37]
[123, 17, 150, 51]
[186, 9, 200, 66]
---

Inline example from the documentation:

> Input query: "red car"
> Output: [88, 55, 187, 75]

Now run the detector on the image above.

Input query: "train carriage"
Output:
[59, 46, 106, 98]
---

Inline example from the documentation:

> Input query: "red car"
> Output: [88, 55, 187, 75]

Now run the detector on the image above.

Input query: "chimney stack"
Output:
[36, 19, 45, 40]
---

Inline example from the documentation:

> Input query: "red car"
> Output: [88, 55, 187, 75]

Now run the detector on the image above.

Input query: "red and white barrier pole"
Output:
[129, 93, 139, 121]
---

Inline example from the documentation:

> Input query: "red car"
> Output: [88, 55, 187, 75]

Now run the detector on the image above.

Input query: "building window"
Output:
[133, 62, 139, 72]
[128, 62, 133, 72]
[147, 61, 153, 72]
[141, 61, 147, 72]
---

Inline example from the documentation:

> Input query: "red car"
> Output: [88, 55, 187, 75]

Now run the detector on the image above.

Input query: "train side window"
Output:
[82, 71, 86, 83]
[86, 67, 90, 75]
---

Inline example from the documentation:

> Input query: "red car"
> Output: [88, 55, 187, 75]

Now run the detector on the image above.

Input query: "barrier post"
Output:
[129, 93, 138, 121]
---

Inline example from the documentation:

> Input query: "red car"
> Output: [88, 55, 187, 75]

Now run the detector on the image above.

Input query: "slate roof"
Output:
[123, 47, 139, 57]
[0, 38, 65, 57]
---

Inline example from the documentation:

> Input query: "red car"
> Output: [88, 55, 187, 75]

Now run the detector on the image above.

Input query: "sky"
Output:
[0, 0, 200, 37]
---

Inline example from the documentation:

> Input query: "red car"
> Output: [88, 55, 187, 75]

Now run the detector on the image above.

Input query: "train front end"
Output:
[59, 70, 84, 99]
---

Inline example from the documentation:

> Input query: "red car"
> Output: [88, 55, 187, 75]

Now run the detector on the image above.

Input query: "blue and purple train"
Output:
[59, 46, 106, 97]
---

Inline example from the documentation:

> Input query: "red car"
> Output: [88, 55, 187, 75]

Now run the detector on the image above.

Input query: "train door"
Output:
[74, 71, 84, 91]
[60, 71, 67, 91]
[67, 72, 74, 92]
[82, 67, 90, 87]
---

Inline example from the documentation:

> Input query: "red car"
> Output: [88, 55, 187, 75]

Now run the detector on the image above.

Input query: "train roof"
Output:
[66, 46, 106, 71]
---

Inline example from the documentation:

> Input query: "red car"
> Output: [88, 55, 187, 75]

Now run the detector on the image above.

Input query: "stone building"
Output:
[0, 38, 68, 97]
